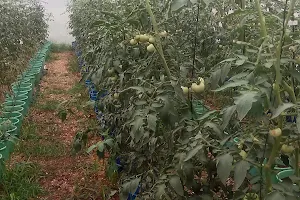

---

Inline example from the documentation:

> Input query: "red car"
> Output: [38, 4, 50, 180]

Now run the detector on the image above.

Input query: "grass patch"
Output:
[20, 122, 41, 141]
[46, 88, 65, 95]
[16, 121, 67, 158]
[0, 162, 43, 200]
[17, 141, 66, 158]
[68, 56, 79, 73]
[80, 118, 99, 131]
[45, 53, 59, 62]
[35, 99, 60, 111]
[71, 161, 104, 200]
[68, 82, 85, 95]
[71, 161, 117, 200]
[50, 43, 72, 53]
[67, 83, 90, 112]
[82, 160, 101, 176]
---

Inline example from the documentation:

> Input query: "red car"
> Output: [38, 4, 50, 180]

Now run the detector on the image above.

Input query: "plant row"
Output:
[0, 0, 48, 86]
[69, 0, 300, 199]
[0, 42, 51, 175]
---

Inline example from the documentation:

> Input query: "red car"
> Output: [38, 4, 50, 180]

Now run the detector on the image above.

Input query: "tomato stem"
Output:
[254, 0, 267, 38]
[282, 80, 297, 103]
[239, 0, 246, 54]
[264, 134, 282, 192]
[145, 0, 172, 80]
[261, 0, 296, 191]
[296, 146, 299, 177]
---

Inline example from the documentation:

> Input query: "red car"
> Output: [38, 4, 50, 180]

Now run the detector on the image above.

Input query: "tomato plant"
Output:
[0, 0, 48, 86]
[69, 0, 300, 199]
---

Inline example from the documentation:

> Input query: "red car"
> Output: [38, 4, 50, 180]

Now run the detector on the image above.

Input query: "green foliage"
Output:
[72, 131, 88, 155]
[68, 82, 85, 95]
[69, 0, 300, 199]
[68, 56, 80, 73]
[35, 100, 60, 111]
[50, 43, 72, 53]
[19, 142, 66, 158]
[0, 162, 43, 200]
[0, 0, 48, 86]
[16, 121, 66, 158]
[45, 53, 59, 62]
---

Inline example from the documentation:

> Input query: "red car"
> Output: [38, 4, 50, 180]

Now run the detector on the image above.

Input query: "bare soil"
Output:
[9, 52, 119, 200]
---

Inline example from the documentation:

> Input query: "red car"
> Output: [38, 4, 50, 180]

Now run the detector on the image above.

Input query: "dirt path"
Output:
[8, 52, 118, 200]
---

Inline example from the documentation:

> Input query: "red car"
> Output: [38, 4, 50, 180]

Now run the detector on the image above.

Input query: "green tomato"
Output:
[181, 86, 189, 94]
[139, 34, 149, 42]
[108, 68, 114, 74]
[113, 93, 119, 99]
[109, 76, 117, 82]
[191, 82, 205, 93]
[243, 193, 259, 200]
[148, 37, 155, 43]
[281, 144, 294, 153]
[147, 44, 155, 52]
[130, 39, 138, 45]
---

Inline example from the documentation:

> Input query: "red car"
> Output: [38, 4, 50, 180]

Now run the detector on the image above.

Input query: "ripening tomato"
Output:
[269, 128, 282, 137]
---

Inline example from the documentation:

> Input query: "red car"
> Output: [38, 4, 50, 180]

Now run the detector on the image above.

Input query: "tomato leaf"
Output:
[184, 144, 203, 162]
[169, 175, 184, 196]
[130, 116, 144, 142]
[271, 103, 295, 119]
[204, 122, 222, 139]
[121, 177, 141, 195]
[155, 184, 166, 199]
[234, 160, 250, 190]
[221, 105, 236, 130]
[234, 92, 259, 121]
[86, 144, 97, 153]
[104, 138, 114, 147]
[213, 80, 248, 92]
[211, 69, 222, 90]
[265, 191, 285, 200]
[217, 153, 233, 185]
[170, 0, 188, 12]
[289, 69, 300, 82]
[220, 63, 231, 83]
[147, 114, 157, 132]
[235, 59, 246, 66]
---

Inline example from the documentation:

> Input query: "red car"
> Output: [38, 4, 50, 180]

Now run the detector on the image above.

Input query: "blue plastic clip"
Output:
[89, 91, 98, 101]
[85, 79, 92, 87]
[116, 157, 124, 172]
[127, 185, 141, 200]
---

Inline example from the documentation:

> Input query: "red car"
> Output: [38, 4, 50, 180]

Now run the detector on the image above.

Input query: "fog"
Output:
[42, 0, 74, 44]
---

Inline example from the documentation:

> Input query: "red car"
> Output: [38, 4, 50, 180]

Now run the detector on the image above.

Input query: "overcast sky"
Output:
[42, 0, 74, 44]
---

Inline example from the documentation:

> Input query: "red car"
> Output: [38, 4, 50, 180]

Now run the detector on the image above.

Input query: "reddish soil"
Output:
[0, 85, 9, 104]
[9, 52, 119, 200]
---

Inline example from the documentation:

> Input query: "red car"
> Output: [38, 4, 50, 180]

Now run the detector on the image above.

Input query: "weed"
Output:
[66, 83, 90, 112]
[35, 100, 60, 111]
[83, 160, 101, 175]
[45, 88, 65, 95]
[17, 121, 66, 157]
[70, 162, 117, 200]
[68, 82, 85, 95]
[16, 140, 66, 158]
[50, 43, 72, 53]
[45, 53, 59, 62]
[68, 57, 79, 73]
[0, 162, 43, 200]
[20, 122, 41, 140]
